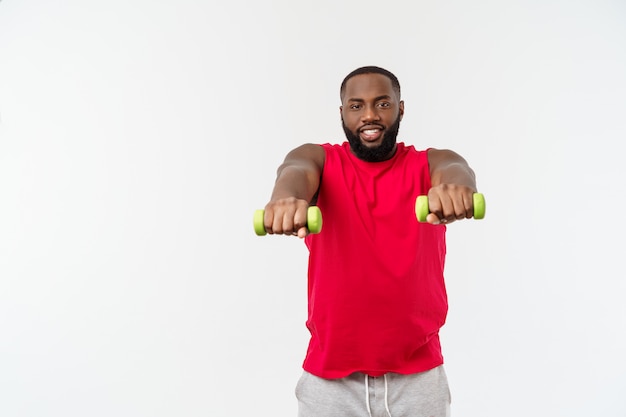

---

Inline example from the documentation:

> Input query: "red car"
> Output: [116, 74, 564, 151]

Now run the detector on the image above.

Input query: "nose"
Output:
[361, 104, 380, 122]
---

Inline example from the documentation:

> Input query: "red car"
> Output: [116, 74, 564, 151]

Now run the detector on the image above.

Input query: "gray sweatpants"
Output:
[295, 366, 451, 417]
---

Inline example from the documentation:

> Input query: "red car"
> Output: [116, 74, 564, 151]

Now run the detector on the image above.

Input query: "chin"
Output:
[361, 140, 381, 148]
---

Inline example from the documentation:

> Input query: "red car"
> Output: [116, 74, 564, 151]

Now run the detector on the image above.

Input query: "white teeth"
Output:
[363, 129, 379, 134]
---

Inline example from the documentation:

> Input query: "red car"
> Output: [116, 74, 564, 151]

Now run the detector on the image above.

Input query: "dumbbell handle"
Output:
[415, 193, 486, 222]
[253, 206, 323, 236]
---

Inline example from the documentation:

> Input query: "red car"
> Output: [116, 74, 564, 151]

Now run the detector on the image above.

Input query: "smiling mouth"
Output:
[360, 127, 383, 142]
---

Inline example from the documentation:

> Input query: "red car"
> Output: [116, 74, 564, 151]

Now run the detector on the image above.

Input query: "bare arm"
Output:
[426, 148, 478, 225]
[264, 143, 325, 237]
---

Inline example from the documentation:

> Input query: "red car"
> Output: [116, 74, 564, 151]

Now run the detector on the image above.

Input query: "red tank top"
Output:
[303, 142, 448, 378]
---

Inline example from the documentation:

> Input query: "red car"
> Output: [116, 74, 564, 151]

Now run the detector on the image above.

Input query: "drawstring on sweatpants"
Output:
[364, 374, 392, 417]
[364, 375, 372, 417]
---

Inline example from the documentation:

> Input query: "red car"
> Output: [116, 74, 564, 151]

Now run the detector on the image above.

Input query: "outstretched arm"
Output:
[263, 144, 325, 238]
[427, 148, 478, 225]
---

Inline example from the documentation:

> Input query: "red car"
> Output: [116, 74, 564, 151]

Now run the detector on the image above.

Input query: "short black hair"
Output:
[340, 66, 401, 101]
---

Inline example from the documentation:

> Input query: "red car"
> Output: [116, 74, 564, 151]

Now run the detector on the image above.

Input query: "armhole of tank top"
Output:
[312, 144, 332, 205]
[422, 147, 433, 190]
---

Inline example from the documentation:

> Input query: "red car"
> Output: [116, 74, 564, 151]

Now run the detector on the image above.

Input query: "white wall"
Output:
[1, 1, 625, 416]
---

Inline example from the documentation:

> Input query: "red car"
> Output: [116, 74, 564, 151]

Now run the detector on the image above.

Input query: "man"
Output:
[261, 66, 479, 417]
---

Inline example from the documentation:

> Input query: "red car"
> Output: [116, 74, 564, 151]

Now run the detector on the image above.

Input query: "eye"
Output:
[349, 104, 361, 110]
[378, 101, 391, 108]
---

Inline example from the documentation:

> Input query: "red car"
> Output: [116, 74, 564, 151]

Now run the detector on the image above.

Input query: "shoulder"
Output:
[395, 143, 429, 161]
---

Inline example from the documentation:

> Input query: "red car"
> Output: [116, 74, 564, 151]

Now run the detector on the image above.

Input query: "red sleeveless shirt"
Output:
[303, 142, 448, 378]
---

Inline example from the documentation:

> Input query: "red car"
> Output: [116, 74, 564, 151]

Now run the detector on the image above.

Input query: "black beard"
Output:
[342, 115, 401, 162]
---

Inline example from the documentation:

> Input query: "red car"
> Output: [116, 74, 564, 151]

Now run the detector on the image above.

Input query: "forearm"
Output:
[270, 165, 320, 203]
[430, 161, 476, 190]
[428, 149, 476, 190]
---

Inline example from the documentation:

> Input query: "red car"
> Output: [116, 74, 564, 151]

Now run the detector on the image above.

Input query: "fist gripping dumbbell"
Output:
[253, 206, 323, 236]
[415, 193, 486, 223]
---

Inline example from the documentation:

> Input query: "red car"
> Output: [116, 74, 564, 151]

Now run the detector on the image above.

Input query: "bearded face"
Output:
[342, 113, 402, 162]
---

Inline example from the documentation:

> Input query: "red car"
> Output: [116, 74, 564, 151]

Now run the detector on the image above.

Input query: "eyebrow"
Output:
[346, 95, 392, 103]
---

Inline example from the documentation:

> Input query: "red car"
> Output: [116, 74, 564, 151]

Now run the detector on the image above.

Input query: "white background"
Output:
[1, 1, 625, 416]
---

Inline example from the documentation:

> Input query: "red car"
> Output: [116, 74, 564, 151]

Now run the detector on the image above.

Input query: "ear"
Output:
[399, 100, 405, 120]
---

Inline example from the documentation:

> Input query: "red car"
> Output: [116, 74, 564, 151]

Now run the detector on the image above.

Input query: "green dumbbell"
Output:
[415, 193, 486, 223]
[253, 206, 323, 236]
